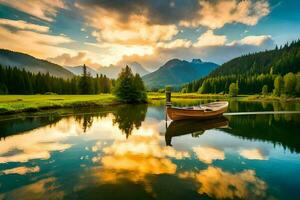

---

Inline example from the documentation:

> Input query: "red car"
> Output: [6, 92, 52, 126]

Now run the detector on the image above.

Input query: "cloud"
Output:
[238, 35, 273, 46]
[48, 52, 101, 68]
[193, 146, 225, 164]
[80, 7, 178, 45]
[1, 166, 40, 175]
[0, 18, 49, 32]
[157, 39, 192, 49]
[118, 34, 275, 69]
[239, 149, 268, 160]
[84, 125, 189, 194]
[0, 0, 273, 68]
[1, 177, 64, 200]
[75, 0, 200, 26]
[180, 0, 270, 29]
[0, 118, 73, 163]
[179, 166, 267, 199]
[194, 30, 227, 47]
[0, 24, 74, 59]
[0, 0, 65, 21]
[84, 42, 154, 67]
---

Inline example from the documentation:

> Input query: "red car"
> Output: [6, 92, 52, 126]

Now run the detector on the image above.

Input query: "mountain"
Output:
[129, 62, 149, 76]
[98, 62, 149, 79]
[65, 65, 99, 77]
[142, 58, 219, 89]
[0, 49, 74, 79]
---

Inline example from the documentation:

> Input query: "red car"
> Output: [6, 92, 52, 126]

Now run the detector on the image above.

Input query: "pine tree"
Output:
[114, 65, 147, 103]
[79, 64, 93, 94]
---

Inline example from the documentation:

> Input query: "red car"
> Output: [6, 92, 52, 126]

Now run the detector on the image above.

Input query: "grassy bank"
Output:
[1, 93, 299, 115]
[0, 94, 118, 115]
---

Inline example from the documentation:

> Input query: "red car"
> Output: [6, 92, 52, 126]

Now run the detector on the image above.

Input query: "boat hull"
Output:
[167, 101, 228, 121]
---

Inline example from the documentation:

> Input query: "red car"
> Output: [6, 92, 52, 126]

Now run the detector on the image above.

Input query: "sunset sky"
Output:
[0, 0, 299, 70]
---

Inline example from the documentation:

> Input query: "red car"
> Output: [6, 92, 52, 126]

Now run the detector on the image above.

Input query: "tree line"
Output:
[0, 64, 112, 94]
[183, 72, 300, 97]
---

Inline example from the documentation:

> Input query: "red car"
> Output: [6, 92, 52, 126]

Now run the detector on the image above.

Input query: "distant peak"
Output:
[164, 58, 182, 66]
[192, 59, 202, 64]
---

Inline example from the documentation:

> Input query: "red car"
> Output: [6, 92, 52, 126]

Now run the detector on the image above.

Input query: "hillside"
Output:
[184, 40, 300, 94]
[0, 49, 74, 79]
[142, 58, 218, 89]
[210, 40, 300, 77]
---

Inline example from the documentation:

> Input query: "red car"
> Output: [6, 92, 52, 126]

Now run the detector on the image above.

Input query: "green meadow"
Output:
[1, 93, 299, 115]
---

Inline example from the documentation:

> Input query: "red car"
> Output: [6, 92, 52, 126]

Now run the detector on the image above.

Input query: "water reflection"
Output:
[0, 102, 300, 200]
[179, 167, 266, 199]
[112, 104, 147, 138]
[165, 117, 228, 146]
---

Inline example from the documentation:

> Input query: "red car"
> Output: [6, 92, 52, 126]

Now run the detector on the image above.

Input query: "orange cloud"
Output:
[0, 25, 73, 59]
[157, 39, 192, 49]
[0, 118, 74, 163]
[48, 52, 101, 68]
[180, 0, 270, 29]
[179, 166, 267, 199]
[1, 166, 40, 175]
[239, 35, 273, 46]
[192, 146, 225, 164]
[0, 177, 64, 199]
[84, 128, 189, 194]
[0, 18, 49, 32]
[0, 0, 65, 21]
[239, 149, 268, 160]
[77, 5, 178, 45]
[194, 30, 227, 47]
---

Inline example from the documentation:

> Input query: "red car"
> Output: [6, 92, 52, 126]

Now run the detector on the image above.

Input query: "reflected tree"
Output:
[112, 104, 147, 138]
[225, 114, 300, 153]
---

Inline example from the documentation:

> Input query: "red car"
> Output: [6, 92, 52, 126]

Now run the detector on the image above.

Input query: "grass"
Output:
[1, 93, 299, 115]
[0, 94, 118, 114]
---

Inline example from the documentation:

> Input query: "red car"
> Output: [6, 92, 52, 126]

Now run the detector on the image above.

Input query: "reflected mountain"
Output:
[165, 117, 229, 146]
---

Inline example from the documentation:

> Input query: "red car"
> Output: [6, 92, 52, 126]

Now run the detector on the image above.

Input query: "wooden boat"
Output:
[165, 116, 229, 146]
[167, 101, 228, 121]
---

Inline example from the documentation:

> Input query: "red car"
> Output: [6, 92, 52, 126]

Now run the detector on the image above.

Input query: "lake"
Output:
[0, 101, 300, 200]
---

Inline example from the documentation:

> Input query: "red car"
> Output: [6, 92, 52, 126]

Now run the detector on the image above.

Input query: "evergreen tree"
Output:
[114, 65, 147, 103]
[79, 64, 93, 94]
[0, 65, 112, 94]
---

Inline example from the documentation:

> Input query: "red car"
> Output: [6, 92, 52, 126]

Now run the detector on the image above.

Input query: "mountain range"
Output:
[0, 49, 219, 88]
[142, 59, 219, 89]
[0, 49, 150, 79]
[64, 65, 99, 77]
[0, 49, 74, 79]
[64, 62, 149, 78]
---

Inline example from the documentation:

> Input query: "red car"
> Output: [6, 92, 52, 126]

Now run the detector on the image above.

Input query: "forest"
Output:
[0, 65, 112, 94]
[184, 40, 300, 96]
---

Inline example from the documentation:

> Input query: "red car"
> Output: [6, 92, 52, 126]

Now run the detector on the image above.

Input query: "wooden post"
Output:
[165, 90, 171, 128]
[166, 90, 172, 107]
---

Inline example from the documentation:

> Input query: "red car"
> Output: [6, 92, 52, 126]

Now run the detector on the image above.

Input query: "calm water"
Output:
[0, 102, 300, 200]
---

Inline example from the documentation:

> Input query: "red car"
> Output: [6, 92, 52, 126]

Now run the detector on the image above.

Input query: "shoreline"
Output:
[0, 93, 299, 115]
